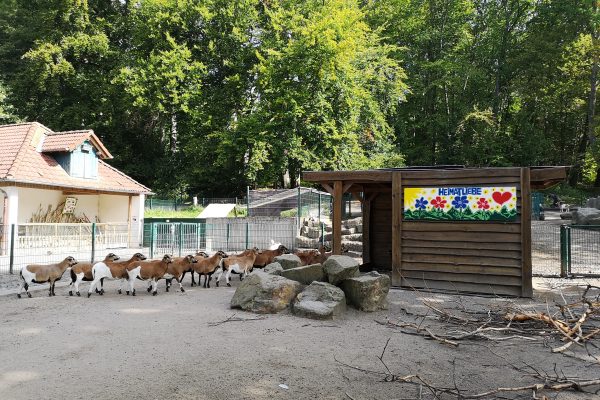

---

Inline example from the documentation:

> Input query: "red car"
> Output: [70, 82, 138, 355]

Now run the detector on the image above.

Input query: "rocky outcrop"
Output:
[281, 263, 325, 285]
[292, 282, 346, 319]
[230, 271, 303, 313]
[264, 262, 284, 276]
[273, 254, 302, 270]
[572, 208, 600, 225]
[323, 255, 360, 286]
[341, 271, 390, 312]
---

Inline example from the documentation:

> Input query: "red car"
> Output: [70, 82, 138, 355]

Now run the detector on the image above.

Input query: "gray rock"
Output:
[292, 281, 346, 319]
[323, 255, 360, 285]
[264, 262, 283, 275]
[341, 240, 363, 252]
[341, 271, 390, 312]
[295, 236, 320, 249]
[343, 217, 362, 228]
[340, 227, 356, 235]
[274, 254, 303, 270]
[572, 208, 600, 225]
[281, 263, 325, 285]
[560, 212, 573, 220]
[230, 271, 303, 313]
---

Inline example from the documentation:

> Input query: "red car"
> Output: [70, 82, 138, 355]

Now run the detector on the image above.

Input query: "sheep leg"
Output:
[177, 276, 185, 292]
[98, 278, 105, 295]
[147, 280, 153, 292]
[17, 278, 25, 299]
[51, 280, 56, 296]
[127, 267, 140, 296]
[151, 279, 158, 296]
[225, 269, 232, 287]
[189, 271, 196, 287]
[74, 273, 84, 296]
[165, 278, 171, 292]
[117, 278, 124, 294]
[214, 269, 224, 287]
[203, 274, 208, 289]
[88, 276, 101, 298]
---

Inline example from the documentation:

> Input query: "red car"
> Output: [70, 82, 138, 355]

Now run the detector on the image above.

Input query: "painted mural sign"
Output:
[404, 186, 518, 221]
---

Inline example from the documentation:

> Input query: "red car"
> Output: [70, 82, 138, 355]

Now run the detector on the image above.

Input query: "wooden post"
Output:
[392, 172, 402, 286]
[333, 181, 343, 255]
[520, 167, 533, 297]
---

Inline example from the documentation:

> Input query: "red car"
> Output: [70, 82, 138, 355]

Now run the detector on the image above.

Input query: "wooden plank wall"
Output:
[368, 168, 527, 297]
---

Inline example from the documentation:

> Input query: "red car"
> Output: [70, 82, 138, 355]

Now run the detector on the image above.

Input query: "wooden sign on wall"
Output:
[404, 186, 517, 221]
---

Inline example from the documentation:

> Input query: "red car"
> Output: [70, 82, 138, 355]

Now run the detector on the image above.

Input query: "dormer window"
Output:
[41, 129, 112, 180]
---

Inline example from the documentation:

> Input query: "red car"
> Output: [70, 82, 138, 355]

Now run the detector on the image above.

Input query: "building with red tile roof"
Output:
[0, 122, 151, 245]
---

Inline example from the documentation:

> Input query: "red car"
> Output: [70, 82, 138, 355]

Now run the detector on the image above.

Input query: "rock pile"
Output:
[230, 255, 390, 319]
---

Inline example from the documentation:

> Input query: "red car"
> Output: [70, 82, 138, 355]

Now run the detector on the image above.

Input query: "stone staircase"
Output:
[296, 217, 363, 258]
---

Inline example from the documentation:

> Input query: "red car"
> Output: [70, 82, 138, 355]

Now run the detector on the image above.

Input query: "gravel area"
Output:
[0, 275, 599, 399]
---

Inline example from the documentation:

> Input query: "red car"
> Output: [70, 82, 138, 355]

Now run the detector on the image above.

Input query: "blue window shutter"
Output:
[70, 150, 83, 177]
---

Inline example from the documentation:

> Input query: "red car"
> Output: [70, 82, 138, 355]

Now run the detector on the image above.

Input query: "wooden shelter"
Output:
[303, 166, 567, 297]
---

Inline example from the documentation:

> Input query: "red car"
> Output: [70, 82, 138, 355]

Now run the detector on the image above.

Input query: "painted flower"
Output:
[430, 196, 447, 209]
[414, 197, 428, 210]
[477, 197, 490, 210]
[452, 195, 469, 209]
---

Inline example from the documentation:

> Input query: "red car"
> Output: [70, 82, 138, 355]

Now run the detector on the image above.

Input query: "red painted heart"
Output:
[492, 191, 512, 205]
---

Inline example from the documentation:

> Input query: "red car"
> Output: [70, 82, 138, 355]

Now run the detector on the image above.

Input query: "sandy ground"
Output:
[0, 275, 599, 400]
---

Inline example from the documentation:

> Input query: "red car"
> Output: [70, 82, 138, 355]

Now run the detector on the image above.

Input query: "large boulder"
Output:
[264, 262, 283, 276]
[296, 236, 320, 249]
[292, 281, 346, 319]
[572, 208, 600, 225]
[230, 271, 303, 313]
[323, 255, 360, 286]
[344, 217, 362, 228]
[273, 254, 302, 270]
[281, 263, 325, 285]
[341, 271, 391, 312]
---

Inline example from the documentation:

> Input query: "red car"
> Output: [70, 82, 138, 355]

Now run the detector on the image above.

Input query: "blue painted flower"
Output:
[452, 195, 469, 209]
[415, 197, 428, 210]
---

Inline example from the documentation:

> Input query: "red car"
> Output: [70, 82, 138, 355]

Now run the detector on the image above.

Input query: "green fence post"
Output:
[246, 221, 250, 249]
[150, 223, 155, 259]
[9, 224, 15, 274]
[560, 225, 571, 278]
[91, 223, 96, 263]
[178, 223, 183, 257]
[321, 222, 325, 245]
[567, 226, 572, 276]
[318, 192, 322, 224]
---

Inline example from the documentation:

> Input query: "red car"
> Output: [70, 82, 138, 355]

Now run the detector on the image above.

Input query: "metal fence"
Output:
[142, 217, 298, 258]
[532, 222, 561, 276]
[247, 187, 333, 220]
[0, 223, 144, 274]
[561, 225, 600, 277]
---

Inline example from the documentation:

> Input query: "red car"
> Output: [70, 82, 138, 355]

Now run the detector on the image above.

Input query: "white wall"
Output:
[98, 194, 129, 222]
[16, 187, 102, 223]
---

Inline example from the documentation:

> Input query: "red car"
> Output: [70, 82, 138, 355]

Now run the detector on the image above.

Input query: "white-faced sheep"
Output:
[18, 256, 78, 298]
[188, 250, 227, 288]
[69, 253, 120, 297]
[161, 254, 197, 293]
[87, 253, 147, 297]
[125, 254, 173, 296]
[214, 248, 259, 287]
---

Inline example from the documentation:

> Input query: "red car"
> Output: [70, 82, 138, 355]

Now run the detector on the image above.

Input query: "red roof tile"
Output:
[0, 122, 151, 194]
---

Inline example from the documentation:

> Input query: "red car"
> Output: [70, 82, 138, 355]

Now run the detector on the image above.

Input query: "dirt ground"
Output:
[0, 276, 599, 400]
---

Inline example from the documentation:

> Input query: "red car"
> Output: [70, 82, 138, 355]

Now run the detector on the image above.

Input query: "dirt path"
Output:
[0, 278, 598, 400]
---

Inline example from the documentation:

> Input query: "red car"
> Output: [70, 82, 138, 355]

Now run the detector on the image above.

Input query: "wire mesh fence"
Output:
[247, 187, 333, 220]
[0, 223, 145, 274]
[531, 222, 561, 276]
[563, 225, 600, 277]
[142, 218, 298, 258]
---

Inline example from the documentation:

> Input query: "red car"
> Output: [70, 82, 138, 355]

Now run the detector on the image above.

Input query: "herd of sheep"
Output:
[16, 244, 336, 299]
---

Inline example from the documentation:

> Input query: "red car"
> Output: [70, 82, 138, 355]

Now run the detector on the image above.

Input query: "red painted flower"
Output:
[431, 196, 447, 209]
[477, 197, 490, 210]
